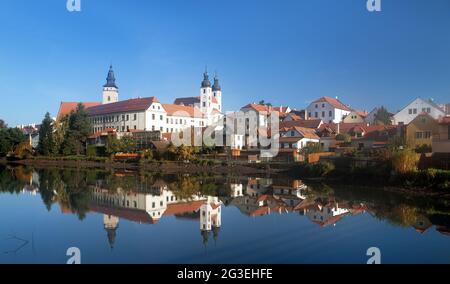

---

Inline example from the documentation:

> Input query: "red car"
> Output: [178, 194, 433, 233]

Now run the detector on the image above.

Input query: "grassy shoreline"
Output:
[0, 156, 276, 175]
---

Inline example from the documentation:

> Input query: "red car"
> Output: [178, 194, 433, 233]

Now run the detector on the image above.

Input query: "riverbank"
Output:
[0, 157, 279, 175]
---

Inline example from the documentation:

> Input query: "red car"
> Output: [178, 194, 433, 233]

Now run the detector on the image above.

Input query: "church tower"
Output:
[199, 69, 213, 114]
[212, 74, 222, 111]
[102, 65, 119, 104]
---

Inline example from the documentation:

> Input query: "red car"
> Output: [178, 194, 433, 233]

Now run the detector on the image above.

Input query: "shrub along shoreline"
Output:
[289, 161, 450, 191]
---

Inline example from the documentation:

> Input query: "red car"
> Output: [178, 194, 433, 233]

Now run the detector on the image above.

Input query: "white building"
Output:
[87, 66, 222, 134]
[305, 97, 351, 124]
[393, 97, 446, 125]
[279, 126, 320, 150]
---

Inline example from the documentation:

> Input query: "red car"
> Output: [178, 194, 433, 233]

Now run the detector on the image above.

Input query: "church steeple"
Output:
[212, 74, 221, 92]
[102, 65, 119, 104]
[104, 65, 118, 89]
[201, 68, 211, 88]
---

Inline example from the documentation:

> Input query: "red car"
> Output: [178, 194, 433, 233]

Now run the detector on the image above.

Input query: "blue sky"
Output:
[1, 0, 450, 126]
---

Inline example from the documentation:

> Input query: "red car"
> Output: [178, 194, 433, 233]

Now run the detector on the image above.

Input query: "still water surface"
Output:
[1, 166, 450, 264]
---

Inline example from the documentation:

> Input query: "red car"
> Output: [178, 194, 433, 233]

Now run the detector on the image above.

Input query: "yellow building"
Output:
[432, 117, 450, 154]
[406, 113, 439, 150]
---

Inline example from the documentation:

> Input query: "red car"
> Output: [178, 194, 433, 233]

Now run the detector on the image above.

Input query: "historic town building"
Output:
[86, 66, 223, 134]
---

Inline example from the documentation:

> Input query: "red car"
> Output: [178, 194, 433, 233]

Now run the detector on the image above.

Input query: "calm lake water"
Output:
[1, 166, 450, 264]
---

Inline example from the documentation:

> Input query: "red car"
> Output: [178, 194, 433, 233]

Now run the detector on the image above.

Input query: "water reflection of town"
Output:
[7, 167, 450, 247]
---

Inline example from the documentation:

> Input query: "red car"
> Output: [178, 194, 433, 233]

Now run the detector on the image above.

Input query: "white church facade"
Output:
[87, 66, 223, 134]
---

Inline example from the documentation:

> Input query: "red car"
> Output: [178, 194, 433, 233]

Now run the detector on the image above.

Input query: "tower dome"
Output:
[104, 65, 118, 89]
[201, 70, 211, 88]
[212, 75, 221, 92]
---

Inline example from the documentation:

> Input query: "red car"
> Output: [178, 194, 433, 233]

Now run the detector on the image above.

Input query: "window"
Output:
[408, 109, 412, 115]
[322, 111, 325, 118]
[415, 132, 423, 139]
[315, 104, 318, 108]
[160, 115, 163, 120]
[427, 108, 431, 113]
[322, 104, 325, 108]
[291, 131, 295, 136]
[160, 127, 163, 131]
[152, 202, 155, 208]
[424, 131, 432, 139]
[152, 114, 155, 120]
[134, 125, 137, 130]
[329, 111, 332, 117]
[413, 109, 417, 114]
[126, 115, 129, 121]
[308, 112, 312, 118]
[134, 114, 137, 120]
[315, 112, 318, 118]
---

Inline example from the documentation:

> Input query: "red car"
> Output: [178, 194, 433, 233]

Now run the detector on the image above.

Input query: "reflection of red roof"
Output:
[436, 226, 450, 237]
[250, 206, 270, 217]
[312, 97, 351, 111]
[58, 102, 101, 119]
[90, 204, 158, 224]
[87, 97, 159, 116]
[315, 213, 349, 227]
[164, 201, 204, 216]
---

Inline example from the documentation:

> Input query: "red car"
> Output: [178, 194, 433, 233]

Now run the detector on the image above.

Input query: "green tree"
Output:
[53, 114, 69, 155]
[0, 128, 26, 157]
[374, 106, 392, 126]
[38, 112, 56, 156]
[106, 135, 121, 156]
[119, 135, 137, 153]
[62, 104, 91, 155]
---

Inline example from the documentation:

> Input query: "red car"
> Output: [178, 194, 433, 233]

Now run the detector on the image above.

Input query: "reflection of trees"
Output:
[0, 166, 29, 194]
[168, 175, 218, 199]
[37, 169, 92, 220]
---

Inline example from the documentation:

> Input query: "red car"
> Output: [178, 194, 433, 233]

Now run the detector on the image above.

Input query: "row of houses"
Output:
[16, 66, 448, 158]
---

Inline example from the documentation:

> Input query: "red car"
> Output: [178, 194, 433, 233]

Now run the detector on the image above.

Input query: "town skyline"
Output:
[2, 0, 450, 126]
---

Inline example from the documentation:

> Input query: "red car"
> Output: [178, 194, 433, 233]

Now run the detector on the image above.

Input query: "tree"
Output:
[106, 135, 121, 156]
[0, 119, 6, 129]
[119, 135, 137, 153]
[53, 114, 69, 155]
[0, 128, 26, 157]
[374, 106, 392, 126]
[38, 112, 56, 156]
[335, 133, 352, 143]
[62, 104, 91, 155]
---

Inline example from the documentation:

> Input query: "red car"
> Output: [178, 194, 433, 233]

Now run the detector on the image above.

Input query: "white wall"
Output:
[393, 98, 445, 125]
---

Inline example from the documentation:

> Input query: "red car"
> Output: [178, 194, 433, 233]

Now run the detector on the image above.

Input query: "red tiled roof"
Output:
[58, 102, 101, 119]
[439, 116, 450, 125]
[162, 104, 204, 118]
[312, 97, 351, 111]
[87, 97, 159, 116]
[241, 103, 280, 113]
[281, 126, 320, 140]
[280, 119, 323, 129]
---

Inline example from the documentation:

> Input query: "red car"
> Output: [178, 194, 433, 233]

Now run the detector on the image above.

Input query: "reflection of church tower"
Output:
[104, 215, 119, 249]
[200, 197, 222, 245]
